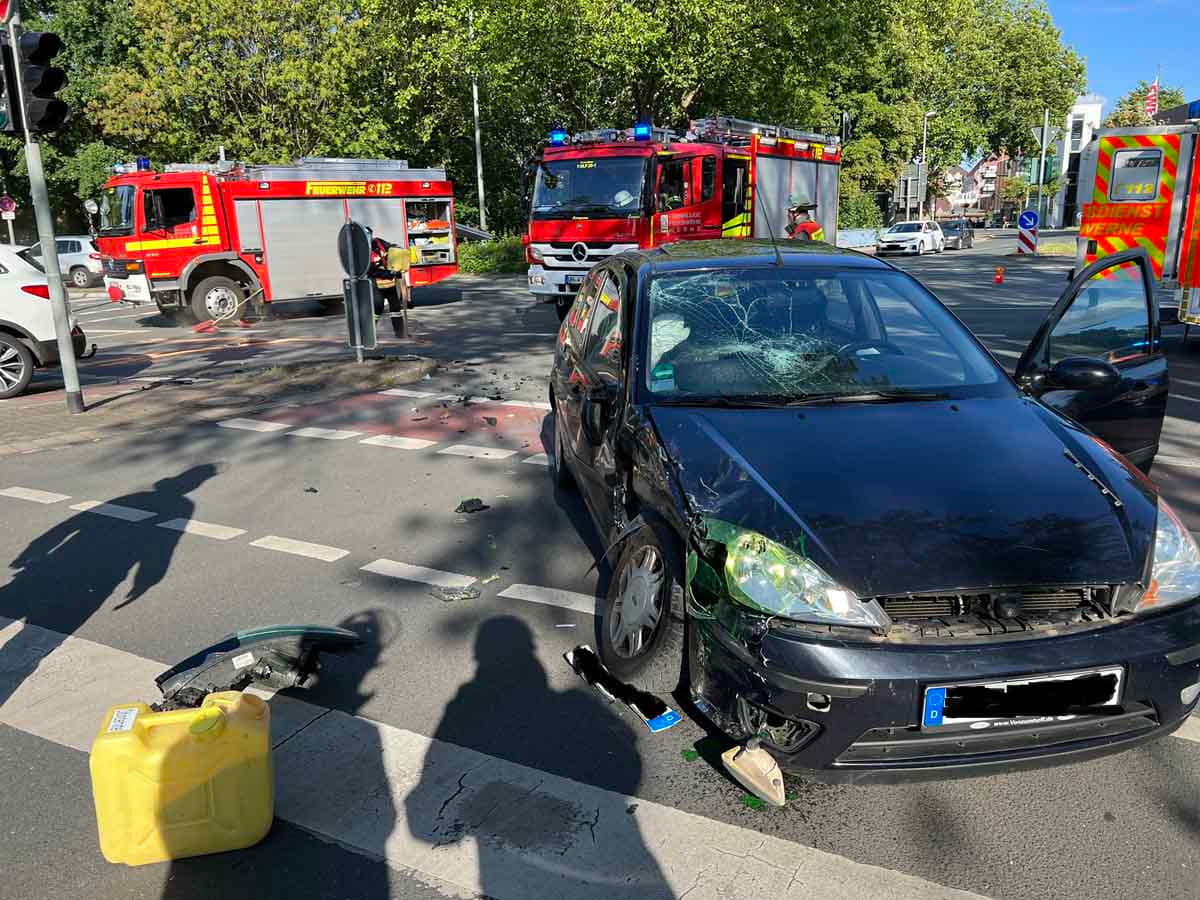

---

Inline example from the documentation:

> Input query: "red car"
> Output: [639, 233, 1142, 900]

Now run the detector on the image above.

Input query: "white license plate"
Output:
[565, 274, 584, 285]
[921, 666, 1123, 732]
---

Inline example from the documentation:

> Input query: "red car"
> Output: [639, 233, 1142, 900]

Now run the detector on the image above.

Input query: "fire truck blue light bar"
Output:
[633, 123, 652, 140]
[549, 129, 568, 145]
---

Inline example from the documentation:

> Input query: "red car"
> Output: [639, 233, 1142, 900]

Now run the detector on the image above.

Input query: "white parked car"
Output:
[877, 220, 945, 255]
[0, 244, 89, 398]
[23, 234, 104, 287]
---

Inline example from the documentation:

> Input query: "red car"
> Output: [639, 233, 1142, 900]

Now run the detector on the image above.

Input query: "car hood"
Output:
[648, 396, 1158, 599]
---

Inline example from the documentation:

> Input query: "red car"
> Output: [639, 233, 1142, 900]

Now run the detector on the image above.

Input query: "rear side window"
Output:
[1109, 149, 1161, 201]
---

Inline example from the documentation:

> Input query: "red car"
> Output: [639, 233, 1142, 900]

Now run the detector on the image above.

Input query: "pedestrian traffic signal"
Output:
[15, 32, 68, 134]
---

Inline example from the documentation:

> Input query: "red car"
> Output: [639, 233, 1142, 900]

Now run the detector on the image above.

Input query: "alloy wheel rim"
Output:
[73, 270, 89, 287]
[0, 345, 26, 389]
[609, 546, 664, 658]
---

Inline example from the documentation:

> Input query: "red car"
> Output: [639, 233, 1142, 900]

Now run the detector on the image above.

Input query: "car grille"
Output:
[834, 702, 1160, 767]
[876, 586, 1103, 620]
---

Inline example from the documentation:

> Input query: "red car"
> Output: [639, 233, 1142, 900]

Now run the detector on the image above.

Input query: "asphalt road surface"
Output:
[4, 233, 1200, 900]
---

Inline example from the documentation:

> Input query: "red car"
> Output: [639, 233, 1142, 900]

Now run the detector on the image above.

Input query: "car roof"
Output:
[620, 239, 890, 274]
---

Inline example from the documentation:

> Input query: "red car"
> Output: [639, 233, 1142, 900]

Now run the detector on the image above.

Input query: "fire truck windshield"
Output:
[99, 185, 137, 236]
[531, 156, 647, 219]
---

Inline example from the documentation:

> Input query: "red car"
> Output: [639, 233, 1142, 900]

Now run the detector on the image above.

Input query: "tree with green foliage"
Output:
[1103, 81, 1188, 128]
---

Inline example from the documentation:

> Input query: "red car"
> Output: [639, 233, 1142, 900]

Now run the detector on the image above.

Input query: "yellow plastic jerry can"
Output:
[89, 691, 274, 866]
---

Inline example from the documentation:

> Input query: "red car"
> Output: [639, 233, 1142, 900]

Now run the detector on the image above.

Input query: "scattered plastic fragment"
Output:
[681, 748, 700, 762]
[483, 416, 498, 427]
[480, 574, 500, 585]
[411, 415, 428, 422]
[430, 585, 481, 603]
[564, 645, 682, 733]
[455, 498, 489, 514]
[555, 623, 576, 628]
[740, 795, 764, 811]
[303, 487, 319, 494]
[626, 804, 638, 815]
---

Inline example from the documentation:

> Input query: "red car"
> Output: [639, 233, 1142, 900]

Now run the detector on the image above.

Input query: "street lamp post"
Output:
[920, 110, 937, 220]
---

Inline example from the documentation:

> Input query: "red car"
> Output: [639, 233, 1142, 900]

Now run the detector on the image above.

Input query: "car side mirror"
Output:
[581, 384, 617, 443]
[1046, 356, 1120, 392]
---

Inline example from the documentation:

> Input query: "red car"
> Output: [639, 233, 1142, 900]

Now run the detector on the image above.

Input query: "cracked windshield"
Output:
[531, 157, 646, 217]
[647, 267, 1003, 399]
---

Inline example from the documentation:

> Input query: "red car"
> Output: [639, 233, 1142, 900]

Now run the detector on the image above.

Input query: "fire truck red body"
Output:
[525, 117, 842, 317]
[95, 157, 457, 321]
[1075, 123, 1200, 321]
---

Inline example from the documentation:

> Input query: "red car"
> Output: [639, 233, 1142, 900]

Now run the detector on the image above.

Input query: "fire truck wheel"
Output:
[190, 276, 245, 323]
[555, 295, 572, 322]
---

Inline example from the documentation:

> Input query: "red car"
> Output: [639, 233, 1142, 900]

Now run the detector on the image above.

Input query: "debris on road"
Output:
[480, 573, 500, 585]
[564, 645, 683, 733]
[681, 748, 700, 762]
[723, 738, 786, 808]
[483, 416, 498, 427]
[304, 486, 319, 494]
[455, 498, 490, 514]
[431, 584, 481, 603]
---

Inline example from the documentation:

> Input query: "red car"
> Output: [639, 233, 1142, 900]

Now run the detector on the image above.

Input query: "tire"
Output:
[916, 241, 925, 256]
[0, 333, 34, 399]
[69, 267, 92, 289]
[189, 275, 245, 323]
[936, 240, 944, 253]
[598, 516, 686, 694]
[551, 403, 573, 490]
[555, 294, 572, 322]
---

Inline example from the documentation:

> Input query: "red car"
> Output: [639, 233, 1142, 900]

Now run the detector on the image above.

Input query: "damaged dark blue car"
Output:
[549, 239, 1200, 783]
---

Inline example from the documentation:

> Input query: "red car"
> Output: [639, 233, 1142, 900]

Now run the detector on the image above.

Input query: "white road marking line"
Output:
[0, 486, 70, 504]
[522, 453, 550, 466]
[437, 444, 518, 460]
[360, 434, 438, 450]
[502, 399, 553, 410]
[69, 500, 156, 522]
[250, 535, 349, 562]
[0, 615, 993, 900]
[218, 417, 291, 433]
[156, 517, 246, 540]
[1174, 716, 1200, 744]
[378, 388, 438, 398]
[81, 329, 141, 335]
[361, 558, 475, 588]
[289, 426, 363, 440]
[498, 583, 596, 616]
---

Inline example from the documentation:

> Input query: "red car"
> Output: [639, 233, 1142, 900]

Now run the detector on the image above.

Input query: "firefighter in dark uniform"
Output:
[369, 236, 413, 337]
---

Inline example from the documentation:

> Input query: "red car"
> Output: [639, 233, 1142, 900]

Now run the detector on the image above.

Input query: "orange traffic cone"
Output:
[994, 266, 1004, 284]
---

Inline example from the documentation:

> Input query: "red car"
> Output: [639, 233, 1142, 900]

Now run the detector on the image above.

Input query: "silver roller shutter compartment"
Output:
[346, 198, 408, 247]
[259, 198, 346, 301]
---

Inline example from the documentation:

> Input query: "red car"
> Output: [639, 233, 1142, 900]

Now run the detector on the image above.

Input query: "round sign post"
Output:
[1017, 209, 1039, 256]
[337, 221, 372, 278]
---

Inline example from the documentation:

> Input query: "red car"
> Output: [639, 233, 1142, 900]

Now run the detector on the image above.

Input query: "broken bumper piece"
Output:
[688, 599, 1200, 784]
[155, 624, 362, 710]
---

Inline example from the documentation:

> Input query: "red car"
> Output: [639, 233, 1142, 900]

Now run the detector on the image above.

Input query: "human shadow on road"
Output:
[406, 616, 674, 899]
[156, 609, 399, 900]
[0, 463, 217, 709]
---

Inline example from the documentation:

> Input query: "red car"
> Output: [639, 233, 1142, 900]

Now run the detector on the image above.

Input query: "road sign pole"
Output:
[1035, 107, 1049, 234]
[5, 218, 14, 244]
[10, 16, 82, 412]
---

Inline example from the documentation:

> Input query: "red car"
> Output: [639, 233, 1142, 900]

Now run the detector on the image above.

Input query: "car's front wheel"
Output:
[0, 334, 34, 399]
[599, 516, 685, 694]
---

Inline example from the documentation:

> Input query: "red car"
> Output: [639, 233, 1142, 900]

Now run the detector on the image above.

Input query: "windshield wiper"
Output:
[784, 389, 950, 406]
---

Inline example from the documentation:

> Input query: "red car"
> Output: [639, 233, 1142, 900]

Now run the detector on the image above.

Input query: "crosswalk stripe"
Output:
[69, 501, 156, 522]
[289, 427, 363, 440]
[361, 558, 475, 589]
[359, 434, 438, 450]
[498, 583, 596, 616]
[437, 444, 518, 460]
[521, 453, 551, 467]
[156, 517, 246, 541]
[249, 535, 349, 562]
[0, 487, 70, 504]
[218, 418, 290, 433]
[378, 388, 438, 398]
[0, 616, 992, 900]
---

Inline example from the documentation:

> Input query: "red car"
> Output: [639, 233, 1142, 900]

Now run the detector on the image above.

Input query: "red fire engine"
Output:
[1075, 123, 1200, 322]
[524, 117, 843, 318]
[96, 157, 458, 322]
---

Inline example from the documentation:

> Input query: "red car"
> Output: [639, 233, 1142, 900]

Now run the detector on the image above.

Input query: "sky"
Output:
[1047, 0, 1198, 113]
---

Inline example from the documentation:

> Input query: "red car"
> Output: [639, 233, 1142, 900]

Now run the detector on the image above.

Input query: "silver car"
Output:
[25, 235, 103, 288]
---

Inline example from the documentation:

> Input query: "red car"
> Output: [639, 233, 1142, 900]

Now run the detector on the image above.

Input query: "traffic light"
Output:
[0, 39, 16, 133]
[15, 32, 68, 134]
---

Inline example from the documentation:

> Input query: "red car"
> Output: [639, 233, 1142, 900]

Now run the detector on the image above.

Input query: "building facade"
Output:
[1048, 95, 1104, 228]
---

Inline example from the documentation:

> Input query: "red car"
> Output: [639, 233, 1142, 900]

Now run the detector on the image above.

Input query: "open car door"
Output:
[1014, 247, 1167, 472]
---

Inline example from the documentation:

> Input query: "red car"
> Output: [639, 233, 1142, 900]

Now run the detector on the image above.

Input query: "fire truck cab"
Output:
[1075, 123, 1200, 321]
[525, 117, 842, 318]
[96, 157, 457, 322]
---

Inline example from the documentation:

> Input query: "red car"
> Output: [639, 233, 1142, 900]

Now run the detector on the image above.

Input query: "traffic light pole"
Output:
[9, 16, 82, 412]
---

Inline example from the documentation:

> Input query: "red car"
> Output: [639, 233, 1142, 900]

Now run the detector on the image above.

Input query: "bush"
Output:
[838, 182, 884, 230]
[456, 235, 527, 274]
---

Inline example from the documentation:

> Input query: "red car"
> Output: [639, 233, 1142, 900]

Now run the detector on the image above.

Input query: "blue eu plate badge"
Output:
[923, 687, 947, 728]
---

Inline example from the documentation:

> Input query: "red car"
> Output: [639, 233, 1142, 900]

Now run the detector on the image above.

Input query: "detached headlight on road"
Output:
[1140, 498, 1200, 611]
[705, 519, 890, 628]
